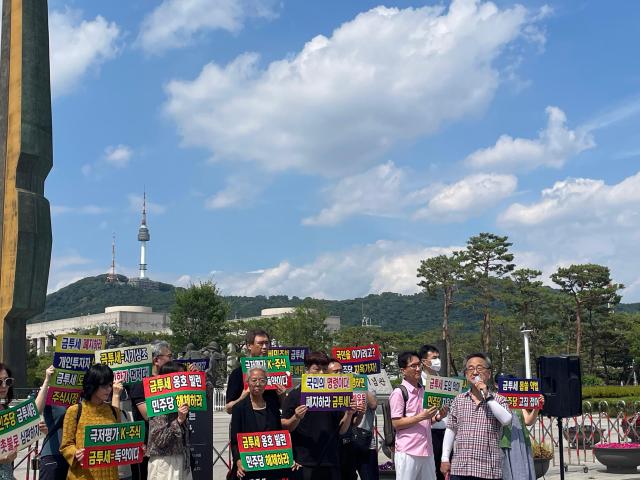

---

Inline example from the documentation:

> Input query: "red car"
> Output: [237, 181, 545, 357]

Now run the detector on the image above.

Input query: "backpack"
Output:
[382, 385, 408, 448]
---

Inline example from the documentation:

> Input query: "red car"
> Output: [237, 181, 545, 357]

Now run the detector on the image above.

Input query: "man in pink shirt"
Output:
[389, 351, 439, 479]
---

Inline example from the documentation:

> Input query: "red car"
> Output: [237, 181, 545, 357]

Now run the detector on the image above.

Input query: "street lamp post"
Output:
[521, 325, 533, 378]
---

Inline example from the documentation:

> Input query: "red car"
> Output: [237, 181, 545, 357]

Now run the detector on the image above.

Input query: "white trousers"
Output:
[395, 452, 437, 480]
[148, 455, 192, 480]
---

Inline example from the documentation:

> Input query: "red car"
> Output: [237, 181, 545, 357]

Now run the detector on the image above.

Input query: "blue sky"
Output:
[31, 0, 640, 300]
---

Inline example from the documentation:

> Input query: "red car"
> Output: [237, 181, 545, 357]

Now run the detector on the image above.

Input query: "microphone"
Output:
[473, 375, 487, 400]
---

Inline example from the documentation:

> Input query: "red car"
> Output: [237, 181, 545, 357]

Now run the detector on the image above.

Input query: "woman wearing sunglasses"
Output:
[0, 364, 17, 480]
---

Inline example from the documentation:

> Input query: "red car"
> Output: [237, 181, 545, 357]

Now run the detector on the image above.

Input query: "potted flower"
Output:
[594, 442, 640, 473]
[532, 441, 553, 478]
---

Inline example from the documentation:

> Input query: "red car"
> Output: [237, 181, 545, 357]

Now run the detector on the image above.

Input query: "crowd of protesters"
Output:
[1, 328, 541, 480]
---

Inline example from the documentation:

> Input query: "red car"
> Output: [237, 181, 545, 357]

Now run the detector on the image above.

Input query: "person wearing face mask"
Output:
[418, 346, 446, 480]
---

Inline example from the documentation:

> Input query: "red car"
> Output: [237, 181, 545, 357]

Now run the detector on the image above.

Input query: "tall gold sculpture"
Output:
[0, 0, 53, 385]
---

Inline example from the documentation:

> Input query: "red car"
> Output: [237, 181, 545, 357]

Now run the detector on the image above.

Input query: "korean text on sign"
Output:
[143, 371, 207, 417]
[301, 374, 354, 411]
[81, 422, 146, 470]
[331, 345, 381, 375]
[56, 335, 105, 354]
[423, 375, 465, 409]
[240, 355, 292, 390]
[174, 358, 210, 371]
[237, 430, 294, 472]
[498, 377, 543, 410]
[0, 399, 43, 455]
[95, 345, 153, 385]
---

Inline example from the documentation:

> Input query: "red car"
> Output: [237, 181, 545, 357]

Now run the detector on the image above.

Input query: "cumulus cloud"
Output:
[165, 0, 540, 176]
[213, 240, 459, 299]
[465, 106, 595, 172]
[415, 173, 517, 220]
[303, 162, 415, 226]
[138, 0, 278, 54]
[499, 172, 640, 226]
[49, 9, 120, 96]
[103, 145, 133, 168]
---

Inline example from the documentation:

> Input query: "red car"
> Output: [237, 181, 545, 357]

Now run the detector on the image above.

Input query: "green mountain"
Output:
[30, 274, 640, 331]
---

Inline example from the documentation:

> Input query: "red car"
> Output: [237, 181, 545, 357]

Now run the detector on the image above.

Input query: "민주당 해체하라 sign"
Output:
[143, 371, 207, 417]
[423, 375, 466, 409]
[237, 430, 294, 472]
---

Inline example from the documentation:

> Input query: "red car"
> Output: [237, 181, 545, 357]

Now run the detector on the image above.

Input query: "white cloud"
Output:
[51, 205, 110, 215]
[205, 176, 259, 210]
[51, 254, 92, 270]
[127, 194, 167, 215]
[138, 0, 278, 54]
[499, 172, 640, 226]
[165, 0, 540, 176]
[415, 173, 517, 220]
[104, 145, 133, 168]
[49, 9, 120, 96]
[214, 240, 459, 299]
[497, 171, 640, 302]
[465, 106, 595, 172]
[303, 162, 411, 226]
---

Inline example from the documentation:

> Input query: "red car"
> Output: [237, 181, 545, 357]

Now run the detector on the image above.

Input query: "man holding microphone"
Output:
[441, 353, 512, 480]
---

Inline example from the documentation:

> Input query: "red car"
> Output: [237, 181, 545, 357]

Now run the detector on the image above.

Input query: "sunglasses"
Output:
[0, 378, 14, 387]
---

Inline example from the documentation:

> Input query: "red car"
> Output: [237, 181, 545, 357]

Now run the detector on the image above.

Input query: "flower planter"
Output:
[534, 458, 551, 478]
[594, 443, 640, 473]
[563, 425, 601, 449]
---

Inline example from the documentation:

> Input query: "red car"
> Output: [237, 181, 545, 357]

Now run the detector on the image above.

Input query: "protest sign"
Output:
[0, 399, 43, 455]
[240, 356, 292, 390]
[301, 374, 353, 411]
[96, 345, 153, 384]
[423, 375, 465, 409]
[352, 374, 368, 408]
[367, 370, 392, 395]
[175, 358, 210, 372]
[143, 371, 207, 417]
[81, 421, 145, 469]
[47, 334, 105, 407]
[498, 378, 543, 410]
[331, 345, 381, 374]
[237, 430, 294, 472]
[268, 347, 308, 378]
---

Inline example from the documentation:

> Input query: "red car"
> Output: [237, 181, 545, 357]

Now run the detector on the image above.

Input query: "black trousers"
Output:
[353, 448, 379, 480]
[39, 455, 68, 480]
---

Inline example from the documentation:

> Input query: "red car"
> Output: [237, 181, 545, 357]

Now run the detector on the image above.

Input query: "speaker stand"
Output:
[557, 417, 565, 480]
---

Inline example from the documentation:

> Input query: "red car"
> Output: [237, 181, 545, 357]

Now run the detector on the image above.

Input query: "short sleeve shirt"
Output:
[389, 380, 433, 457]
[447, 391, 508, 479]
[282, 387, 342, 467]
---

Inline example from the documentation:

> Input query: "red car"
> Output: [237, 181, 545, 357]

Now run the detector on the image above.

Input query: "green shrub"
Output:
[582, 374, 605, 386]
[582, 385, 640, 399]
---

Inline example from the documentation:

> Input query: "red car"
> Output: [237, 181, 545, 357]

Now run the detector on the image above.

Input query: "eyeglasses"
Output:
[254, 341, 270, 347]
[157, 353, 173, 359]
[404, 363, 421, 370]
[0, 378, 14, 387]
[465, 366, 489, 374]
[248, 378, 268, 385]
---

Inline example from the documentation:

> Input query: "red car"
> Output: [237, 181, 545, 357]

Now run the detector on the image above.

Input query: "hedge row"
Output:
[582, 385, 640, 399]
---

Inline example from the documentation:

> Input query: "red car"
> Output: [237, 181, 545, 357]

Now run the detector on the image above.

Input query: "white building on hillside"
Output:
[27, 306, 171, 354]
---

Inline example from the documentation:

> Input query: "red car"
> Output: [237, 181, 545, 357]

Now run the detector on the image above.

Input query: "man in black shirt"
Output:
[282, 352, 357, 480]
[127, 340, 174, 480]
[225, 328, 285, 414]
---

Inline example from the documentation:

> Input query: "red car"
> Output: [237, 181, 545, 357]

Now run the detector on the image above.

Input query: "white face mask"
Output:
[430, 358, 442, 372]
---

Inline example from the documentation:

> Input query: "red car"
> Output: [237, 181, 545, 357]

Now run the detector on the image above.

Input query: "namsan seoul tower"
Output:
[137, 192, 150, 279]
